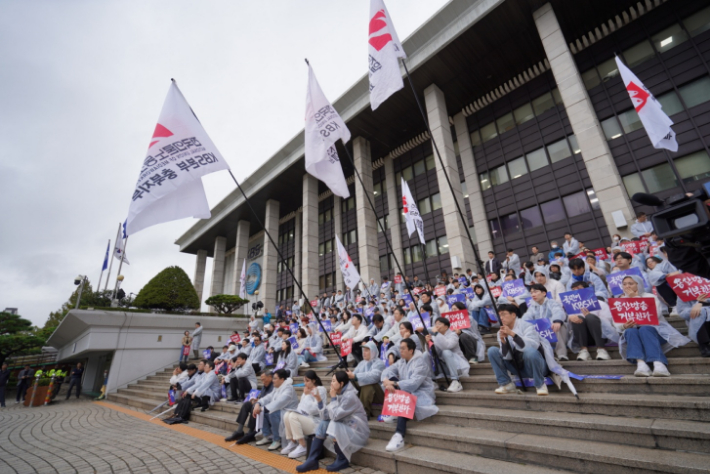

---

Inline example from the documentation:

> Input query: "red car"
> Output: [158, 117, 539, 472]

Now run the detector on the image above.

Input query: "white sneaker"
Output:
[595, 348, 611, 360]
[385, 432, 405, 452]
[652, 362, 670, 377]
[634, 360, 651, 377]
[494, 382, 517, 394]
[447, 380, 463, 393]
[256, 437, 272, 446]
[268, 440, 281, 451]
[381, 415, 398, 424]
[468, 358, 478, 364]
[280, 440, 297, 455]
[300, 362, 310, 368]
[288, 444, 307, 459]
[576, 349, 591, 361]
[558, 355, 569, 361]
[536, 384, 549, 396]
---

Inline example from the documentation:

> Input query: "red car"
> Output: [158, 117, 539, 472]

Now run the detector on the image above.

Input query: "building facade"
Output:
[175, 0, 710, 313]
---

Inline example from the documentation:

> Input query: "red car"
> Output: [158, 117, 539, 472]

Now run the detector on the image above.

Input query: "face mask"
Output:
[550, 272, 562, 280]
[552, 245, 558, 249]
[613, 237, 620, 242]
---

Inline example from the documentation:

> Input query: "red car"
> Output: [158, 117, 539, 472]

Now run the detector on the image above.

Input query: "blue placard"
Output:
[531, 318, 558, 343]
[484, 307, 497, 323]
[409, 311, 431, 331]
[285, 310, 292, 316]
[402, 294, 413, 306]
[514, 377, 553, 387]
[458, 276, 468, 285]
[275, 361, 285, 370]
[379, 343, 390, 367]
[265, 353, 274, 366]
[501, 279, 526, 298]
[606, 267, 647, 296]
[461, 287, 474, 300]
[559, 288, 602, 315]
[290, 323, 299, 334]
[524, 292, 552, 307]
[446, 294, 465, 306]
[365, 307, 374, 318]
[287, 336, 299, 350]
[319, 320, 332, 332]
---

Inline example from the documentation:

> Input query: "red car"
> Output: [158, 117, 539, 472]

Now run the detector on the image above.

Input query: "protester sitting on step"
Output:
[247, 335, 266, 373]
[567, 258, 609, 299]
[276, 340, 298, 378]
[342, 313, 368, 365]
[677, 293, 710, 357]
[467, 284, 493, 334]
[617, 275, 690, 377]
[169, 362, 189, 390]
[450, 301, 486, 364]
[534, 268, 566, 303]
[188, 359, 221, 412]
[223, 353, 257, 402]
[523, 284, 569, 361]
[226, 371, 275, 444]
[385, 321, 422, 365]
[251, 368, 299, 451]
[366, 314, 390, 344]
[426, 317, 467, 393]
[568, 281, 617, 361]
[488, 304, 550, 396]
[280, 371, 329, 459]
[346, 340, 385, 418]
[299, 323, 323, 368]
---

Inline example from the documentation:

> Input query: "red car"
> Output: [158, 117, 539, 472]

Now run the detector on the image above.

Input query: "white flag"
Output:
[125, 80, 230, 235]
[239, 258, 247, 299]
[615, 56, 678, 152]
[305, 64, 351, 198]
[113, 224, 130, 265]
[336, 235, 361, 290]
[401, 178, 424, 244]
[368, 0, 406, 110]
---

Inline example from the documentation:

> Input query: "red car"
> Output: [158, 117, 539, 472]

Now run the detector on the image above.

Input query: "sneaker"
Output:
[558, 355, 569, 361]
[634, 360, 651, 377]
[385, 432, 405, 452]
[268, 440, 282, 451]
[536, 384, 549, 396]
[576, 349, 591, 361]
[300, 362, 310, 368]
[494, 382, 517, 394]
[652, 362, 670, 377]
[256, 437, 272, 446]
[288, 444, 307, 459]
[595, 348, 611, 361]
[447, 380, 463, 393]
[381, 415, 398, 424]
[468, 358, 478, 364]
[280, 440, 298, 455]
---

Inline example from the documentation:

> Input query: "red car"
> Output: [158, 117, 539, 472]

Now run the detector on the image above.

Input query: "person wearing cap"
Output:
[347, 340, 385, 418]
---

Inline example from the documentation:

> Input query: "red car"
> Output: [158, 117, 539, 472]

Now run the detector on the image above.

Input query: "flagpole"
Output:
[97, 239, 110, 291]
[112, 236, 129, 300]
[104, 223, 121, 291]
[400, 59, 527, 391]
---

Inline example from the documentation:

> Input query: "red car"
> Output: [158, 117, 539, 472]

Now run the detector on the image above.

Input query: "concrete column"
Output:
[534, 3, 635, 236]
[261, 200, 280, 315]
[453, 112, 494, 256]
[229, 220, 251, 296]
[424, 84, 475, 271]
[209, 236, 227, 297]
[354, 137, 380, 286]
[294, 211, 302, 296]
[384, 156, 404, 273]
[302, 174, 320, 300]
[193, 249, 207, 303]
[333, 196, 344, 291]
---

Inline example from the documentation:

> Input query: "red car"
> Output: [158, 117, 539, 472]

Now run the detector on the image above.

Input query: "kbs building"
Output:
[176, 0, 710, 312]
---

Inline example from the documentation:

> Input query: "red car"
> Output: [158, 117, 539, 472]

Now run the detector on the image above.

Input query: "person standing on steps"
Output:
[180, 331, 192, 363]
[191, 322, 203, 360]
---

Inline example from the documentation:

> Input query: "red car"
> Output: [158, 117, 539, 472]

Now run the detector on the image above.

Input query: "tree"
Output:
[205, 294, 249, 315]
[133, 266, 200, 312]
[0, 312, 48, 367]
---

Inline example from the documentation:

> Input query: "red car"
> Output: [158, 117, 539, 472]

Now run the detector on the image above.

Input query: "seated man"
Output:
[367, 314, 390, 344]
[252, 369, 299, 451]
[299, 322, 323, 368]
[247, 335, 266, 373]
[178, 360, 205, 396]
[567, 258, 609, 299]
[450, 301, 485, 364]
[347, 340, 385, 418]
[426, 317, 468, 393]
[226, 371, 275, 443]
[187, 360, 221, 412]
[381, 339, 439, 452]
[523, 284, 569, 360]
[169, 362, 189, 389]
[488, 304, 549, 396]
[223, 353, 257, 402]
[342, 314, 369, 364]
[214, 345, 230, 362]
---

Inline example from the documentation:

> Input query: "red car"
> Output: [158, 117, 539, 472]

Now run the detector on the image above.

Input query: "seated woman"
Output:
[281, 370, 328, 459]
[276, 340, 299, 378]
[467, 284, 492, 333]
[299, 323, 324, 368]
[348, 340, 385, 418]
[296, 371, 369, 473]
[617, 275, 690, 377]
[385, 321, 422, 366]
[567, 281, 618, 361]
[676, 293, 710, 357]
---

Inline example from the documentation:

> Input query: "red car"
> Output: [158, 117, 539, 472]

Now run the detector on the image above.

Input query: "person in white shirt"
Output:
[631, 212, 654, 238]
[563, 233, 580, 257]
[342, 314, 368, 364]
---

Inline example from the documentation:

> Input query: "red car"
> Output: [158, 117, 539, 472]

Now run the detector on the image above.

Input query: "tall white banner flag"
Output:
[239, 258, 247, 299]
[401, 178, 424, 244]
[305, 64, 351, 198]
[368, 0, 406, 110]
[125, 80, 230, 235]
[113, 223, 130, 265]
[615, 56, 678, 152]
[336, 235, 361, 290]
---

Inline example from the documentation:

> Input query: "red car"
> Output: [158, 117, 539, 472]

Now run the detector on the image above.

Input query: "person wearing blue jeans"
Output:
[487, 304, 550, 396]
[252, 369, 299, 451]
[467, 285, 492, 333]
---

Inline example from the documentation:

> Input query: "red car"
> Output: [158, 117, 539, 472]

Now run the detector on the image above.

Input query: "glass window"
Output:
[461, 181, 469, 198]
[586, 188, 601, 210]
[679, 76, 710, 109]
[532, 92, 555, 116]
[568, 134, 581, 154]
[541, 199, 566, 224]
[437, 236, 449, 255]
[642, 163, 679, 193]
[373, 182, 382, 196]
[597, 57, 619, 84]
[684, 6, 710, 37]
[500, 213, 520, 237]
[380, 255, 390, 273]
[431, 193, 442, 211]
[418, 197, 432, 215]
[349, 229, 357, 244]
[508, 156, 528, 179]
[402, 166, 413, 181]
[325, 239, 333, 253]
[395, 171, 401, 184]
[552, 88, 563, 105]
[624, 41, 655, 67]
[413, 160, 426, 176]
[277, 261, 282, 273]
[479, 171, 491, 191]
[377, 216, 389, 232]
[319, 243, 324, 256]
[318, 213, 324, 225]
[480, 122, 498, 143]
[618, 108, 643, 134]
[623, 173, 646, 197]
[490, 165, 509, 186]
[319, 276, 325, 289]
[425, 154, 436, 170]
[403, 247, 412, 265]
[342, 232, 348, 245]
[325, 209, 332, 221]
[675, 150, 710, 184]
[563, 191, 591, 217]
[454, 141, 460, 156]
[326, 273, 333, 287]
[400, 211, 406, 224]
[513, 103, 534, 125]
[657, 91, 684, 116]
[496, 112, 515, 134]
[470, 130, 482, 147]
[601, 117, 623, 140]
[411, 245, 423, 263]
[526, 147, 548, 171]
[582, 68, 601, 90]
[425, 239, 438, 257]
[547, 138, 572, 164]
[520, 206, 543, 229]
[489, 218, 502, 240]
[652, 23, 689, 54]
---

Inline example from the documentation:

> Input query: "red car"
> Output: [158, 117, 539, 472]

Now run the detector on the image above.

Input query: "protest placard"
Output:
[461, 287, 474, 299]
[458, 276, 468, 285]
[319, 320, 332, 332]
[248, 389, 261, 401]
[402, 294, 413, 305]
[381, 390, 417, 419]
[310, 299, 318, 309]
[593, 247, 609, 260]
[490, 286, 503, 299]
[559, 288, 601, 315]
[287, 336, 299, 350]
[531, 318, 558, 343]
[409, 311, 431, 331]
[340, 338, 353, 356]
[442, 310, 471, 331]
[265, 353, 274, 365]
[412, 287, 424, 295]
[608, 298, 659, 325]
[434, 286, 446, 297]
[275, 361, 285, 370]
[330, 331, 342, 346]
[230, 333, 241, 344]
[667, 273, 710, 302]
[394, 275, 402, 284]
[501, 279, 526, 298]
[621, 241, 640, 255]
[485, 307, 497, 323]
[607, 267, 647, 296]
[446, 294, 465, 306]
[289, 323, 299, 334]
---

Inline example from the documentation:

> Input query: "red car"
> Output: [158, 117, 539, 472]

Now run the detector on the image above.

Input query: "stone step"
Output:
[468, 357, 710, 376]
[478, 340, 700, 359]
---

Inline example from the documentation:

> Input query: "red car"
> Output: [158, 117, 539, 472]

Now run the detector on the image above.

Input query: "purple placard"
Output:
[287, 336, 299, 350]
[559, 287, 601, 315]
[531, 318, 558, 343]
[458, 276, 468, 285]
[607, 267, 647, 296]
[446, 294, 465, 306]
[265, 353, 274, 366]
[319, 320, 332, 332]
[501, 279, 526, 298]
[461, 287, 474, 299]
[289, 323, 299, 334]
[402, 294, 413, 306]
[409, 311, 431, 331]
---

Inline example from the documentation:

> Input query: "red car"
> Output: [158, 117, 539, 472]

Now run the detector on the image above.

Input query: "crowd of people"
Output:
[164, 219, 710, 470]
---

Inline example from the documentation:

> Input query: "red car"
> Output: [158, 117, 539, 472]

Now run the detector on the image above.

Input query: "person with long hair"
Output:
[180, 330, 192, 363]
[276, 340, 298, 378]
[280, 371, 328, 459]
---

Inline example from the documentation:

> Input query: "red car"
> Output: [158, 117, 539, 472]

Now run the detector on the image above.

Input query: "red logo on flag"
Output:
[626, 81, 650, 112]
[369, 9, 393, 52]
[149, 123, 173, 148]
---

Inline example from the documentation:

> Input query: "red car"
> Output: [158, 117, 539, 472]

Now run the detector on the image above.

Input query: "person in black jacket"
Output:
[225, 370, 275, 443]
[15, 365, 33, 403]
[65, 362, 84, 400]
[0, 363, 10, 407]
[485, 251, 502, 276]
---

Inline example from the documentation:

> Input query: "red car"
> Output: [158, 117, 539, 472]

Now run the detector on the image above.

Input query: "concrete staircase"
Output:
[108, 316, 710, 474]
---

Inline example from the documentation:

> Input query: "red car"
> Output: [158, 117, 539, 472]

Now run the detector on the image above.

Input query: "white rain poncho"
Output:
[305, 322, 326, 361]
[645, 259, 678, 287]
[277, 349, 299, 378]
[190, 370, 222, 405]
[677, 299, 710, 344]
[223, 360, 258, 389]
[431, 329, 470, 378]
[354, 340, 386, 385]
[320, 381, 370, 461]
[380, 349, 439, 420]
[385, 330, 422, 359]
[533, 268, 566, 302]
[460, 310, 486, 362]
[285, 385, 328, 422]
[566, 300, 620, 354]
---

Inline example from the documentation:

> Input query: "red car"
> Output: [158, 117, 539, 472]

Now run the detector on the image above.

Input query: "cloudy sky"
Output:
[0, 0, 449, 326]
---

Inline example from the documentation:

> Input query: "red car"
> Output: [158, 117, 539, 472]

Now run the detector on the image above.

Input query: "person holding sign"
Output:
[381, 339, 439, 452]
[252, 369, 299, 451]
[467, 284, 493, 334]
[223, 353, 257, 402]
[342, 314, 368, 365]
[347, 340, 385, 418]
[275, 340, 298, 378]
[567, 282, 618, 361]
[676, 292, 710, 357]
[426, 317, 468, 393]
[367, 314, 391, 342]
[567, 259, 609, 299]
[299, 323, 324, 369]
[645, 256, 680, 308]
[280, 371, 328, 459]
[534, 269, 565, 303]
[451, 301, 486, 364]
[616, 275, 689, 377]
[524, 284, 569, 361]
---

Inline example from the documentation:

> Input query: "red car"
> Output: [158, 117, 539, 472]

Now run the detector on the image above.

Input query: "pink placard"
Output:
[608, 297, 659, 325]
[381, 390, 417, 419]
[340, 338, 352, 356]
[667, 273, 710, 302]
[330, 331, 342, 346]
[442, 310, 471, 331]
[434, 287, 446, 297]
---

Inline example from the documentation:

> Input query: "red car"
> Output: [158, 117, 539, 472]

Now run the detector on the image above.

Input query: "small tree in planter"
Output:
[205, 294, 249, 315]
[134, 266, 200, 313]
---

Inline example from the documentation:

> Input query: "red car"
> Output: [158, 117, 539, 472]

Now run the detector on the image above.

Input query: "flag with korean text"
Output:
[305, 64, 351, 198]
[126, 80, 229, 235]
[667, 273, 710, 302]
[608, 297, 659, 325]
[336, 235, 361, 289]
[615, 56, 678, 151]
[381, 390, 417, 419]
[401, 178, 425, 244]
[368, 0, 406, 110]
[239, 259, 247, 299]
